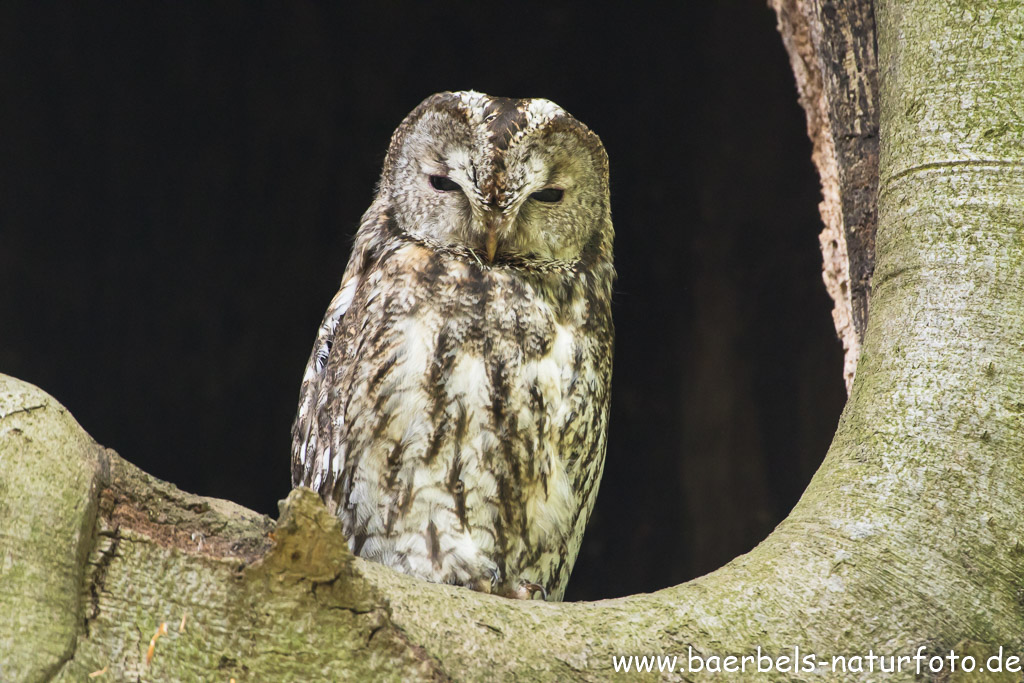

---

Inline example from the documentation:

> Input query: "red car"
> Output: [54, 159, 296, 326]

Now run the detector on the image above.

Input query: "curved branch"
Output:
[3, 1, 1024, 680]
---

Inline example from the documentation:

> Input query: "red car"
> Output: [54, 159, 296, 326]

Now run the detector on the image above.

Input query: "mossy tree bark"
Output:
[3, 0, 1024, 680]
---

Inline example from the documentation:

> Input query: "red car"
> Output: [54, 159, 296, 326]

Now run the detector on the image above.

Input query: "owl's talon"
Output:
[517, 581, 547, 600]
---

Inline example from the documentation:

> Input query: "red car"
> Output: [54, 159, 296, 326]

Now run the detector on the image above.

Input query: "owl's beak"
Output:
[484, 214, 510, 262]
[485, 225, 499, 262]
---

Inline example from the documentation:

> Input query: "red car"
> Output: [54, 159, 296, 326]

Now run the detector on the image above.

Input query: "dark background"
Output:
[0, 2, 847, 600]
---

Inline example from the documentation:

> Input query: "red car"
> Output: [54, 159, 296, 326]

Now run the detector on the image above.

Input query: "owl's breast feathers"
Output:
[292, 212, 613, 600]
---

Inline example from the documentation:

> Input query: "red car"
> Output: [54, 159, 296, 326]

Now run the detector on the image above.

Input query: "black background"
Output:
[1, 2, 847, 601]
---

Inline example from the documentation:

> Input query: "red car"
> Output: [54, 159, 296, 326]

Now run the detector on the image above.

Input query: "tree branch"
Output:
[4, 1, 1024, 680]
[769, 0, 879, 392]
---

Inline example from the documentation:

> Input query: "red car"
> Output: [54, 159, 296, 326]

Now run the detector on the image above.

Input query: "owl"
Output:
[291, 91, 614, 601]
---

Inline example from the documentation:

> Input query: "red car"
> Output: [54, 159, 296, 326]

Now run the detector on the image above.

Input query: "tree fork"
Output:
[3, 1, 1023, 680]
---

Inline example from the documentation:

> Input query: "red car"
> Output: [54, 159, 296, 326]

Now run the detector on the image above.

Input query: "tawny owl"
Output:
[291, 91, 613, 601]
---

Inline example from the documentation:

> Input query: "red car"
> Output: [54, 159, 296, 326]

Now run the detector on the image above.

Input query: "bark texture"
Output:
[770, 0, 880, 392]
[3, 0, 1024, 680]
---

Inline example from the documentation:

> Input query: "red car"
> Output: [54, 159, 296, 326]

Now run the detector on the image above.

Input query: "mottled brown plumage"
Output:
[291, 91, 613, 600]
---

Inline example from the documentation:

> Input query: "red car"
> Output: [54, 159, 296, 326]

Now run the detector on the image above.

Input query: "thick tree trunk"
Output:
[4, 1, 1024, 680]
[770, 0, 879, 392]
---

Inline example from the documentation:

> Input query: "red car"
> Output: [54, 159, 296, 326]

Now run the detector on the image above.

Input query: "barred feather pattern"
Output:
[291, 92, 614, 600]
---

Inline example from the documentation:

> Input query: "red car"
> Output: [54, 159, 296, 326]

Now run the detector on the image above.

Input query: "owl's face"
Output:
[382, 91, 611, 264]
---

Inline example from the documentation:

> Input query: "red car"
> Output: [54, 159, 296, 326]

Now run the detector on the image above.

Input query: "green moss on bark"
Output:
[3, 1, 1024, 679]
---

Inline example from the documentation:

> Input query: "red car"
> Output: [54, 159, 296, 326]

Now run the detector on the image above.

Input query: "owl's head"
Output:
[379, 91, 612, 266]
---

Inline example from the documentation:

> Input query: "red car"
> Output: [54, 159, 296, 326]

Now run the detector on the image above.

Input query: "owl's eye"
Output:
[530, 187, 564, 203]
[429, 175, 461, 192]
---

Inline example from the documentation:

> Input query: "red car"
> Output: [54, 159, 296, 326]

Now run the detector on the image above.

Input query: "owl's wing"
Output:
[290, 203, 386, 508]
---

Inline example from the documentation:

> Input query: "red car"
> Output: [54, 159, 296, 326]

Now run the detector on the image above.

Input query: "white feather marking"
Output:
[399, 317, 433, 383]
[302, 363, 317, 382]
[349, 478, 383, 536]
[360, 536, 386, 563]
[331, 443, 345, 478]
[333, 274, 360, 319]
[524, 98, 566, 127]
[446, 354, 491, 406]
[527, 464, 575, 546]
[396, 530, 427, 559]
